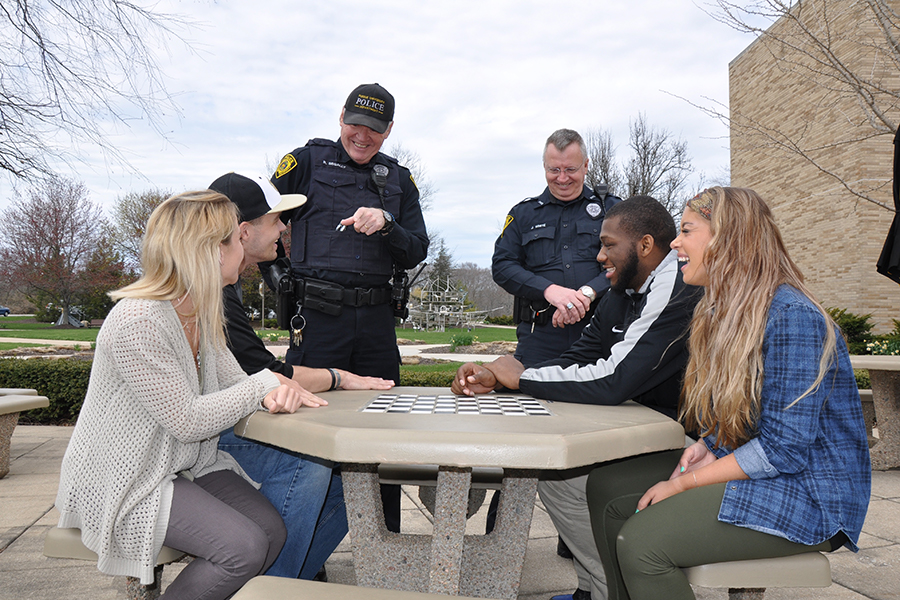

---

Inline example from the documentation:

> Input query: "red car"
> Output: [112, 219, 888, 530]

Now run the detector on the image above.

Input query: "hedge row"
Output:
[0, 358, 91, 423]
[1, 358, 872, 425]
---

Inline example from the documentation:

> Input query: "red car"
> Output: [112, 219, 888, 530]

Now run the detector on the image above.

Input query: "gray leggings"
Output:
[586, 450, 834, 600]
[161, 470, 287, 600]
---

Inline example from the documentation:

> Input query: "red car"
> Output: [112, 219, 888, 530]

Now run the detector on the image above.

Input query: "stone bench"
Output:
[683, 551, 831, 600]
[232, 575, 483, 599]
[43, 527, 186, 600]
[0, 390, 49, 478]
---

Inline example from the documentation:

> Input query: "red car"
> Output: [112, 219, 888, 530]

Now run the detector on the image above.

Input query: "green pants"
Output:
[585, 450, 833, 600]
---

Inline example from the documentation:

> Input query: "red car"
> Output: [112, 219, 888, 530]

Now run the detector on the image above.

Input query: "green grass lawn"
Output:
[0, 316, 99, 342]
[0, 342, 43, 350]
[0, 316, 514, 349]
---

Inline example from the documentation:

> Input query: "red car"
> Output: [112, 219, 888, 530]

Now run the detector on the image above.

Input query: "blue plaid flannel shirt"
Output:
[706, 285, 870, 551]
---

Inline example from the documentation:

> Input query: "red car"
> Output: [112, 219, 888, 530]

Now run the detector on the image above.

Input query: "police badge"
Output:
[586, 202, 602, 218]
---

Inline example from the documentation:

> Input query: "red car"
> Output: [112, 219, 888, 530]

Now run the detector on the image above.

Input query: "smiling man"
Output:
[452, 196, 702, 600]
[492, 129, 621, 368]
[267, 84, 428, 533]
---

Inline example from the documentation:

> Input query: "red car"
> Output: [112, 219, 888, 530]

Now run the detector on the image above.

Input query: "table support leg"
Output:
[343, 464, 538, 599]
[428, 467, 471, 595]
[460, 469, 538, 600]
[343, 463, 431, 592]
[869, 369, 900, 470]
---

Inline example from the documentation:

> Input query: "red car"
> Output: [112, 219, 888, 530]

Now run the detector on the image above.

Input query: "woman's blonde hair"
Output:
[110, 190, 239, 349]
[679, 187, 837, 448]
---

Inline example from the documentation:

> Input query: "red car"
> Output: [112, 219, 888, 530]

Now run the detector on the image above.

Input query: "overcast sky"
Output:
[0, 0, 756, 268]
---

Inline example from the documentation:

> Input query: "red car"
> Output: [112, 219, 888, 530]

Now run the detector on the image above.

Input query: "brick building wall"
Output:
[729, 0, 899, 331]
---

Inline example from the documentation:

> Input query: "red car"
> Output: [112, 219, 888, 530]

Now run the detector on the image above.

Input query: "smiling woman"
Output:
[55, 191, 307, 599]
[585, 187, 871, 600]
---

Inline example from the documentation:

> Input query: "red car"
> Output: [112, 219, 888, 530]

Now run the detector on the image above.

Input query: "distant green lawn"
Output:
[0, 316, 515, 348]
[0, 317, 99, 342]
[0, 342, 43, 350]
[0, 328, 98, 342]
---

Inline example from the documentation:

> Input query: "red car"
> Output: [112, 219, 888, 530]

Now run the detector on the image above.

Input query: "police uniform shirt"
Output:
[270, 138, 428, 289]
[492, 185, 620, 302]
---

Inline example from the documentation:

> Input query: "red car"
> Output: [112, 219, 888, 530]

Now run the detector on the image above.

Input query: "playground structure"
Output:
[405, 277, 486, 331]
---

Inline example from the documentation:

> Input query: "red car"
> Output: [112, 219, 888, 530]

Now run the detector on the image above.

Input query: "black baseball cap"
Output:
[342, 83, 395, 133]
[209, 173, 306, 222]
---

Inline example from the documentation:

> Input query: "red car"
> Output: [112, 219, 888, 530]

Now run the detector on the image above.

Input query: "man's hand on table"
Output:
[487, 355, 526, 390]
[338, 370, 395, 390]
[451, 356, 526, 396]
[451, 363, 498, 396]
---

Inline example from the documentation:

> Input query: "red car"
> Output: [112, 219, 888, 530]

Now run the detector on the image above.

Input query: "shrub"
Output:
[826, 308, 875, 355]
[485, 315, 515, 326]
[0, 358, 91, 423]
[399, 369, 456, 387]
[449, 333, 476, 351]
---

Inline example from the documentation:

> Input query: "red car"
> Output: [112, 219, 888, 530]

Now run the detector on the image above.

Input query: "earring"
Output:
[219, 249, 224, 266]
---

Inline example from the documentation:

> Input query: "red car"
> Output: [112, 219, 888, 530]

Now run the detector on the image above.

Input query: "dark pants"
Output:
[162, 470, 286, 600]
[286, 302, 401, 532]
[585, 450, 835, 600]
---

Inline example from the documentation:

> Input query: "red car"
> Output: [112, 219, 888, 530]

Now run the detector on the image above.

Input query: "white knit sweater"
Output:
[55, 298, 279, 584]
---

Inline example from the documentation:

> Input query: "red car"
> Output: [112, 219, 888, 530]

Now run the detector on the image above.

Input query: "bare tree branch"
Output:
[0, 0, 190, 180]
[584, 128, 624, 196]
[695, 0, 898, 211]
[388, 142, 437, 212]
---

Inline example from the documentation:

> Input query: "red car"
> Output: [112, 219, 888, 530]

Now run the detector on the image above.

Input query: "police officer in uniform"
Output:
[269, 83, 428, 532]
[493, 128, 620, 368]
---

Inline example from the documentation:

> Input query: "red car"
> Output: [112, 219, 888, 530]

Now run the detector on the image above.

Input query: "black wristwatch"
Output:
[379, 210, 395, 236]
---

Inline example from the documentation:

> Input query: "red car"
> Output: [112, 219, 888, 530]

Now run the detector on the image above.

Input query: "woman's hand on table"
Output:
[265, 373, 327, 412]
[452, 362, 498, 396]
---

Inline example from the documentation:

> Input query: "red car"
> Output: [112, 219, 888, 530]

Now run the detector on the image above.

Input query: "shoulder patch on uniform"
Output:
[500, 214, 514, 237]
[275, 154, 297, 178]
[409, 173, 419, 190]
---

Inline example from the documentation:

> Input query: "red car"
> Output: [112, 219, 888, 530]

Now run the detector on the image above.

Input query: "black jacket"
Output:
[518, 251, 702, 419]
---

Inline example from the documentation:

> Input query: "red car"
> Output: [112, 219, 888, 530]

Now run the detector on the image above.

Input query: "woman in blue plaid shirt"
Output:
[586, 187, 871, 600]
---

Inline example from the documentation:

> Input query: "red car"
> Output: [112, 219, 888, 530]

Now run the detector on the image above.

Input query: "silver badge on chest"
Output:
[586, 202, 602, 218]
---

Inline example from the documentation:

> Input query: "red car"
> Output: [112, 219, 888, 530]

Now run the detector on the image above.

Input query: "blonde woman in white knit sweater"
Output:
[56, 191, 312, 599]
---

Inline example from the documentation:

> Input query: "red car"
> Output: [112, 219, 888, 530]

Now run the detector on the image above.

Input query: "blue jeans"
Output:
[218, 427, 348, 579]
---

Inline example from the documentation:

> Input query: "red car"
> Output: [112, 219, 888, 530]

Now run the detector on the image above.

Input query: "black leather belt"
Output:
[341, 286, 392, 307]
[298, 277, 391, 308]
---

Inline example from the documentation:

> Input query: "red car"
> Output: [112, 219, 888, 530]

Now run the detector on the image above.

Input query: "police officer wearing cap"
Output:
[493, 128, 621, 368]
[268, 83, 428, 532]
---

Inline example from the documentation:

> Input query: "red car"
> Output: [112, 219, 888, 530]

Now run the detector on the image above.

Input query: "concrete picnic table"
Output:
[850, 355, 900, 470]
[234, 387, 685, 599]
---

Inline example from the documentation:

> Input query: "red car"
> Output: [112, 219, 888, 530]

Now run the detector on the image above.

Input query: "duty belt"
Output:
[297, 277, 391, 316]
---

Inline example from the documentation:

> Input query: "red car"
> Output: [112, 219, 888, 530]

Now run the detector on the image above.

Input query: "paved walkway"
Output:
[1, 425, 898, 599]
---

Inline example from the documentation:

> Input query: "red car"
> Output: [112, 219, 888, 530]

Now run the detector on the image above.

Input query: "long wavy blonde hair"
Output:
[679, 187, 837, 448]
[110, 190, 239, 349]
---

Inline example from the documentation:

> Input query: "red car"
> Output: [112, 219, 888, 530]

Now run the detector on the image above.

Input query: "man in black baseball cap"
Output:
[269, 84, 429, 533]
[210, 172, 394, 580]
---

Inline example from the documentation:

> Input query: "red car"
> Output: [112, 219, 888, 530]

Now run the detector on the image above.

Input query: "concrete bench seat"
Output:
[43, 527, 186, 600]
[378, 463, 504, 519]
[0, 391, 49, 478]
[233, 576, 483, 599]
[683, 551, 831, 600]
[377, 463, 504, 489]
